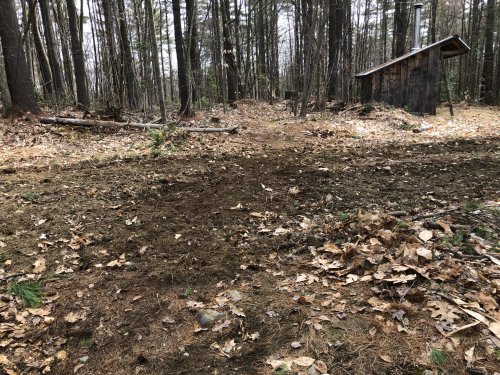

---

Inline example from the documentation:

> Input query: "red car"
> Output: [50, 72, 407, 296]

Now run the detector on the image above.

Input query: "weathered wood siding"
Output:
[359, 46, 441, 114]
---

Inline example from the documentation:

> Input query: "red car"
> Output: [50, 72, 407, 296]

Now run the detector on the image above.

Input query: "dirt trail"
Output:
[0, 104, 499, 375]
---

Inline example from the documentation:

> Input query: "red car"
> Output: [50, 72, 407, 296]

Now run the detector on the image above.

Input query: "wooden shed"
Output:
[355, 35, 469, 115]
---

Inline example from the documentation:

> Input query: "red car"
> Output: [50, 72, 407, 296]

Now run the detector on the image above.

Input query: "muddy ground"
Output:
[0, 103, 499, 375]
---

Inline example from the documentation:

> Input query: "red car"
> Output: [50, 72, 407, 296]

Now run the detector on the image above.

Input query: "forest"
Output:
[0, 0, 499, 117]
[0, 0, 499, 375]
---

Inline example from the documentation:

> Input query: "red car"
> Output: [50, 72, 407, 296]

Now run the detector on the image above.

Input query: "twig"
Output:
[1, 273, 27, 282]
[410, 207, 460, 221]
[388, 210, 408, 217]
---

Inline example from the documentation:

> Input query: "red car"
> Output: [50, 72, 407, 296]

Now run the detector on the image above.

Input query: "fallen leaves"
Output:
[416, 247, 433, 260]
[68, 235, 92, 250]
[64, 311, 86, 323]
[32, 258, 46, 273]
[266, 356, 317, 371]
[427, 301, 461, 323]
[418, 230, 433, 242]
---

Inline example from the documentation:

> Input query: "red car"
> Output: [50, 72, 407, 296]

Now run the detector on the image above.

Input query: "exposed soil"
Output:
[0, 103, 499, 375]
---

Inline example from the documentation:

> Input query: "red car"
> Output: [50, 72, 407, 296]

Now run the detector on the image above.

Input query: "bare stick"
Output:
[39, 117, 238, 133]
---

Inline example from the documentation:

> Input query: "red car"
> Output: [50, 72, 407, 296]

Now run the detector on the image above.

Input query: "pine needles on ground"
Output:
[430, 349, 449, 366]
[8, 281, 43, 307]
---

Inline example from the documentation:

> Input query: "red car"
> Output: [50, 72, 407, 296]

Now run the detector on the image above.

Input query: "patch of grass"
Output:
[348, 133, 363, 139]
[179, 286, 194, 299]
[148, 129, 165, 155]
[148, 127, 189, 156]
[0, 252, 9, 262]
[393, 220, 410, 231]
[80, 338, 94, 348]
[474, 226, 496, 241]
[461, 201, 481, 213]
[150, 148, 162, 157]
[126, 262, 138, 271]
[21, 191, 38, 201]
[399, 122, 416, 131]
[336, 211, 349, 221]
[273, 367, 291, 375]
[8, 281, 43, 308]
[430, 349, 448, 366]
[443, 231, 465, 248]
[359, 103, 375, 116]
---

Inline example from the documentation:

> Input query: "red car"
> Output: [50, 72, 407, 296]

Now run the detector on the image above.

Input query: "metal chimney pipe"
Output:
[411, 3, 423, 52]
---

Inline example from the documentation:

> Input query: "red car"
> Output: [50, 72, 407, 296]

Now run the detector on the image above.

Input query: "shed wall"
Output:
[359, 46, 441, 114]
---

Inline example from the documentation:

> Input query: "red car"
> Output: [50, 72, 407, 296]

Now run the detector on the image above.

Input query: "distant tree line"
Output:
[0, 0, 498, 118]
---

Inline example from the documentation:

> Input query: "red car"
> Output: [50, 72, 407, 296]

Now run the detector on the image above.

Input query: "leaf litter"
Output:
[0, 103, 499, 374]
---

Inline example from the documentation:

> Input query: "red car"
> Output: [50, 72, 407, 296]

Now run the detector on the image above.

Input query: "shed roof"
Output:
[355, 35, 469, 78]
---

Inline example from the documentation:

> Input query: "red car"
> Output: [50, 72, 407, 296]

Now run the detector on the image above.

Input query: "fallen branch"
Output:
[39, 117, 238, 133]
[338, 104, 364, 116]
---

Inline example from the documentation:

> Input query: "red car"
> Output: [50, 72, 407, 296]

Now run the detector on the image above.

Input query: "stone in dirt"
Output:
[196, 309, 225, 327]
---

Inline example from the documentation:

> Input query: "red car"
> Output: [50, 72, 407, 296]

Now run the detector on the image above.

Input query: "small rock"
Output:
[291, 341, 302, 349]
[79, 356, 89, 363]
[196, 309, 224, 327]
[226, 290, 243, 302]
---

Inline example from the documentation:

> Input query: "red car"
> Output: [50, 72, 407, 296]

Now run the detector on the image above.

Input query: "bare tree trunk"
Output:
[327, 0, 343, 100]
[66, 0, 90, 108]
[0, 44, 12, 117]
[220, 0, 238, 103]
[430, 0, 438, 44]
[468, 0, 480, 99]
[28, 0, 54, 97]
[39, 0, 65, 95]
[300, 0, 316, 117]
[380, 0, 389, 63]
[53, 1, 75, 99]
[101, 0, 121, 106]
[145, 0, 167, 122]
[172, 0, 194, 116]
[393, 0, 408, 58]
[481, 0, 495, 104]
[0, 0, 39, 113]
[87, 0, 100, 101]
[21, 1, 34, 84]
[186, 0, 202, 102]
[495, 31, 500, 104]
[117, 0, 139, 109]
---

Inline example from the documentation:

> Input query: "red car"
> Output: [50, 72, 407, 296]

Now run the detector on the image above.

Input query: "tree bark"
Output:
[393, 0, 408, 58]
[468, 0, 480, 99]
[172, 0, 194, 116]
[299, 0, 316, 117]
[145, 0, 167, 122]
[66, 0, 90, 108]
[28, 0, 54, 97]
[101, 0, 120, 105]
[186, 0, 202, 101]
[430, 0, 438, 44]
[220, 0, 238, 103]
[53, 0, 75, 99]
[327, 0, 343, 100]
[39, 0, 65, 95]
[0, 44, 12, 117]
[481, 0, 495, 104]
[0, 0, 39, 113]
[117, 0, 139, 109]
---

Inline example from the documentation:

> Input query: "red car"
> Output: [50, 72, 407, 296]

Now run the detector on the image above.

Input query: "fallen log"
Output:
[39, 117, 238, 133]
